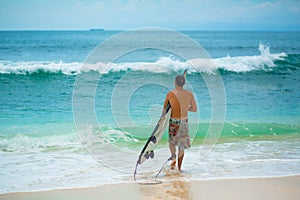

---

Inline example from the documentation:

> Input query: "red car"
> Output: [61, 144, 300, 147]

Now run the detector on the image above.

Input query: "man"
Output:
[163, 74, 197, 171]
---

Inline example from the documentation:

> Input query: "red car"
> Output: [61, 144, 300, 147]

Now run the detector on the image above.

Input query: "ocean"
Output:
[0, 30, 299, 194]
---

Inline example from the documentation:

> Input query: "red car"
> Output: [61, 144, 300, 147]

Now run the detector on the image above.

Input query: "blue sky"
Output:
[0, 0, 300, 30]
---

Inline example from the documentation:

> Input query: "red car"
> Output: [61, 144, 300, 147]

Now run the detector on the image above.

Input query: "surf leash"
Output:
[155, 156, 172, 178]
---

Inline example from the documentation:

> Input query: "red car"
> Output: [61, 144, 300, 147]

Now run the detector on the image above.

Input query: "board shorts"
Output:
[168, 118, 191, 150]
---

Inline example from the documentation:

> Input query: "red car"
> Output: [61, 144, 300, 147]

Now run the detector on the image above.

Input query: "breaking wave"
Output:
[0, 44, 288, 75]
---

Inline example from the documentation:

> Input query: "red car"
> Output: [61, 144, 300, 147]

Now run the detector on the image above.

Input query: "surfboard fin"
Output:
[150, 136, 157, 143]
[144, 150, 155, 160]
[149, 150, 154, 159]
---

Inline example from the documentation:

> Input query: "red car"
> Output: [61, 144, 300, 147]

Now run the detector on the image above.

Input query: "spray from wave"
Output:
[214, 44, 287, 72]
[0, 44, 287, 75]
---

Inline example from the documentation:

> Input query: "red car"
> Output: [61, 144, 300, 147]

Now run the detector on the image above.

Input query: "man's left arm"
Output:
[163, 93, 170, 112]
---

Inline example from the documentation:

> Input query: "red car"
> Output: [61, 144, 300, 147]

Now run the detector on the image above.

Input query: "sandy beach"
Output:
[1, 175, 299, 200]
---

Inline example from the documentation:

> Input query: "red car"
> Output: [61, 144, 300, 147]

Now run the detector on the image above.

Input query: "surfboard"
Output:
[137, 104, 171, 165]
[134, 70, 187, 180]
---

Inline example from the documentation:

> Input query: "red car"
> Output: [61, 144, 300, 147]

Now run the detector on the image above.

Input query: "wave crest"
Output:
[0, 44, 287, 75]
[0, 133, 81, 153]
[214, 44, 287, 73]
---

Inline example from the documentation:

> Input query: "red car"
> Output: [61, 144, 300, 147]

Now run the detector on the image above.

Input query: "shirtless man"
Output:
[163, 75, 197, 171]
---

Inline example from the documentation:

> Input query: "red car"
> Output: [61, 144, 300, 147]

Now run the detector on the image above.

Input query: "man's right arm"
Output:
[188, 93, 197, 112]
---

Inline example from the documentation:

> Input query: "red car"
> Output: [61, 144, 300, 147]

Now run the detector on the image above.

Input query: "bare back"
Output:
[164, 88, 197, 119]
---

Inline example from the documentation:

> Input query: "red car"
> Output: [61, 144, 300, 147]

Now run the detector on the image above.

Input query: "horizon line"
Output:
[0, 29, 300, 32]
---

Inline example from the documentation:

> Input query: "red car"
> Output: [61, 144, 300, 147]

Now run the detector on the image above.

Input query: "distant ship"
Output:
[89, 28, 104, 31]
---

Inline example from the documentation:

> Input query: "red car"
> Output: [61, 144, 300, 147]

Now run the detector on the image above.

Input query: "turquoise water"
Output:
[0, 30, 300, 193]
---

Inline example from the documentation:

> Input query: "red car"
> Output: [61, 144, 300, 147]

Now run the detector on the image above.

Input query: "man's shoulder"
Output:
[183, 89, 193, 95]
[167, 89, 193, 96]
[167, 91, 175, 97]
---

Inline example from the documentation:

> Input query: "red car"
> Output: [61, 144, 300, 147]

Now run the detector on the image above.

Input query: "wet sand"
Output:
[1, 175, 299, 200]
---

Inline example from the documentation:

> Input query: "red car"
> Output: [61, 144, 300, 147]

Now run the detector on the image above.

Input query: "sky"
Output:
[0, 0, 300, 31]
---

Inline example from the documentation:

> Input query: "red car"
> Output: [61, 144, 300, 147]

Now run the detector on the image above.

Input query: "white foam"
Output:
[0, 128, 139, 153]
[0, 133, 82, 153]
[0, 44, 287, 75]
[214, 44, 287, 72]
[0, 61, 81, 75]
[1, 137, 300, 194]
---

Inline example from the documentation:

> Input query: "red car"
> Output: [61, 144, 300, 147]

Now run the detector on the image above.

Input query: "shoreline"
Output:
[1, 175, 299, 200]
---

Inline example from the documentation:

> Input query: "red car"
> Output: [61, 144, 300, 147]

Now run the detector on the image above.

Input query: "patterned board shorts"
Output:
[169, 118, 191, 150]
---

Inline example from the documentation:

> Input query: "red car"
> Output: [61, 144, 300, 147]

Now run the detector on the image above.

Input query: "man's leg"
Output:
[178, 148, 184, 171]
[169, 143, 176, 169]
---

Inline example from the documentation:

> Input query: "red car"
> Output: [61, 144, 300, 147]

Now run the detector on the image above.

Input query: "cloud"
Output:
[255, 1, 275, 9]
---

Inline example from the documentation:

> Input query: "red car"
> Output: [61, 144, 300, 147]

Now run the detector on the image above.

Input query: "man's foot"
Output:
[170, 152, 176, 170]
[170, 160, 176, 170]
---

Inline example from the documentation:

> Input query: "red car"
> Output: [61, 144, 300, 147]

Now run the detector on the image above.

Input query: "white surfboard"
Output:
[137, 104, 171, 165]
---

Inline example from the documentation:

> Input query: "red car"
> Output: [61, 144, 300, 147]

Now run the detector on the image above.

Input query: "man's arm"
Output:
[188, 93, 197, 112]
[163, 93, 170, 111]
